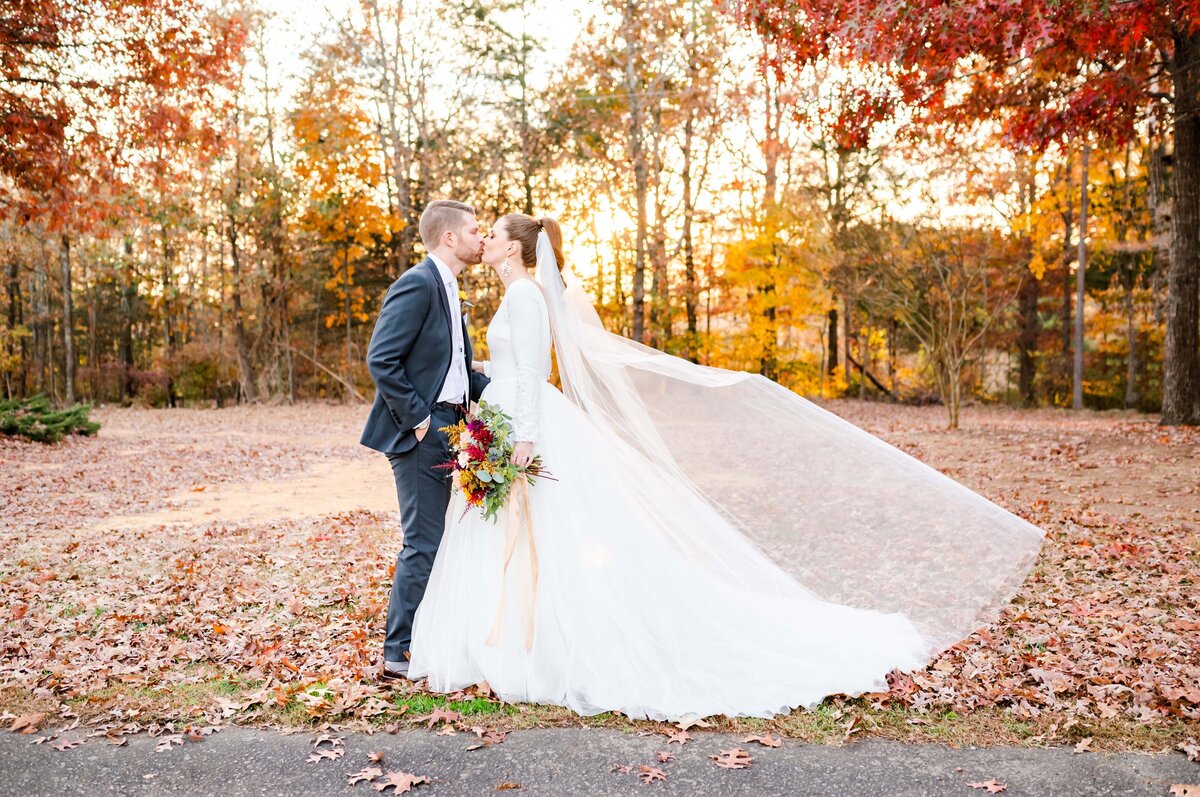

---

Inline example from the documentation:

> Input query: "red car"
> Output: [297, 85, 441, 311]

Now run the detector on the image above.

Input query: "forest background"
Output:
[4, 0, 1200, 429]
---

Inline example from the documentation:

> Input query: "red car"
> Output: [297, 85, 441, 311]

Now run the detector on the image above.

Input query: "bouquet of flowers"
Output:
[438, 400, 553, 522]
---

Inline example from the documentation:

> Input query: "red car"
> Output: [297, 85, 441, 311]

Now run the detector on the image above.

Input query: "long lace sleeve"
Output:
[506, 281, 549, 443]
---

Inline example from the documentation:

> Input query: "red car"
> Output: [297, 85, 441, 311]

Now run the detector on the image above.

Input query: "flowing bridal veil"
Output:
[533, 232, 1044, 655]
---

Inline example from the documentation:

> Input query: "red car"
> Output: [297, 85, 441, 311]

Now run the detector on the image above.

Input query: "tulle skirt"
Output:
[407, 378, 931, 721]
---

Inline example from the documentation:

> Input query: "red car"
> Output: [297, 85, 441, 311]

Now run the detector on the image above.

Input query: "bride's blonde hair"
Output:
[499, 214, 564, 272]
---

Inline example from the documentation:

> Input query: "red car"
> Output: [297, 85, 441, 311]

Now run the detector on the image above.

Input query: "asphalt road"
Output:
[2, 726, 1197, 796]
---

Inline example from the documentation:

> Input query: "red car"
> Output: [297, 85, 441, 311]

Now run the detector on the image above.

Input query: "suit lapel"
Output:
[424, 257, 454, 339]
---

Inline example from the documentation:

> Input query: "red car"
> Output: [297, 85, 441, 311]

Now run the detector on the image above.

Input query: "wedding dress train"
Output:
[408, 239, 1044, 721]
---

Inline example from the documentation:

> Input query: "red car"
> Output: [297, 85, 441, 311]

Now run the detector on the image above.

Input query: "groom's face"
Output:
[452, 214, 484, 267]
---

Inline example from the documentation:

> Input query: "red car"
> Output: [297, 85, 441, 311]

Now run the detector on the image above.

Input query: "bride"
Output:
[407, 214, 1044, 721]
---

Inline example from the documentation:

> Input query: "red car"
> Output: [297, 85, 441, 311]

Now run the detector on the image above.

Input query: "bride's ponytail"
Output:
[538, 217, 565, 270]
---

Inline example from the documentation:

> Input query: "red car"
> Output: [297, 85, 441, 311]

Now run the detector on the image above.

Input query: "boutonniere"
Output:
[459, 289, 474, 309]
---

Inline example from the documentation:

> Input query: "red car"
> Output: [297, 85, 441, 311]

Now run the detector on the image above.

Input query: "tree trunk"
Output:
[1125, 276, 1141, 408]
[85, 255, 98, 402]
[1074, 140, 1088, 410]
[1059, 165, 1075, 399]
[227, 214, 258, 403]
[827, 304, 839, 374]
[1017, 273, 1039, 405]
[6, 257, 25, 397]
[1163, 27, 1200, 424]
[626, 0, 648, 344]
[59, 235, 75, 406]
[681, 109, 698, 360]
[31, 266, 46, 394]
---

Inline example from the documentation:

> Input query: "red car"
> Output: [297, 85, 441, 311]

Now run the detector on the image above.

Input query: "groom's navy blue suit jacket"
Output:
[361, 257, 489, 454]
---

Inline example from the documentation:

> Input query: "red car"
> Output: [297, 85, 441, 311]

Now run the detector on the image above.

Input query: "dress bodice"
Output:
[485, 278, 551, 442]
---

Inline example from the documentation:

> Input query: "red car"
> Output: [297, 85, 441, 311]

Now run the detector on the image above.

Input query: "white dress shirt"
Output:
[414, 255, 468, 433]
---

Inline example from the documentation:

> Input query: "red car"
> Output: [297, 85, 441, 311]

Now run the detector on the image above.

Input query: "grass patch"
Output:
[392, 691, 511, 717]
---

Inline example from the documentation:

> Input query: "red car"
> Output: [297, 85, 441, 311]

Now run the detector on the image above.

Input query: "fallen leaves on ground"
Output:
[467, 727, 507, 750]
[1169, 786, 1200, 797]
[638, 765, 667, 783]
[9, 713, 45, 734]
[51, 739, 84, 751]
[967, 780, 1007, 794]
[348, 767, 383, 784]
[743, 733, 782, 748]
[372, 771, 429, 794]
[710, 748, 753, 769]
[2, 403, 1197, 744]
[414, 708, 461, 729]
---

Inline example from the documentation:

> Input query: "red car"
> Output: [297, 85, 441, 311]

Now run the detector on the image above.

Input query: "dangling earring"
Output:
[499, 257, 513, 278]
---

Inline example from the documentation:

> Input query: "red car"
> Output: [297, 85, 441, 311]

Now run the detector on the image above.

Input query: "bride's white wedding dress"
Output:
[409, 236, 1044, 721]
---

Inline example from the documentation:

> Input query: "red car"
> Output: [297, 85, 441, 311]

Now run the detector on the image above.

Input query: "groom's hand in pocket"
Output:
[414, 417, 430, 443]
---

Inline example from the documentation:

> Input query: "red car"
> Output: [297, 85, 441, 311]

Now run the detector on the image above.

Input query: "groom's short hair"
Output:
[419, 200, 476, 249]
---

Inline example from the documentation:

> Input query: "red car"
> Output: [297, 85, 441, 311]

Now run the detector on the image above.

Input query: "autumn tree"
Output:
[292, 48, 400, 397]
[739, 0, 1200, 423]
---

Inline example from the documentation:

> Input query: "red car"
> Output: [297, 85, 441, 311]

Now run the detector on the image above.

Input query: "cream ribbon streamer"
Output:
[484, 476, 539, 651]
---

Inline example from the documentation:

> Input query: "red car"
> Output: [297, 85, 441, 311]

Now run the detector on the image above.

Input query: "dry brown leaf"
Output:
[655, 751, 674, 763]
[414, 707, 461, 729]
[373, 770, 430, 794]
[368, 751, 385, 764]
[664, 730, 691, 746]
[1169, 787, 1200, 797]
[710, 748, 752, 769]
[495, 783, 522, 791]
[611, 764, 631, 774]
[743, 733, 782, 748]
[348, 767, 383, 785]
[967, 780, 1007, 794]
[307, 747, 345, 763]
[52, 739, 84, 751]
[638, 765, 667, 783]
[9, 713, 45, 734]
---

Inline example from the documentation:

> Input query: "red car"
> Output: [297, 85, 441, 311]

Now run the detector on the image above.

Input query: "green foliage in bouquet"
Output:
[0, 395, 101, 443]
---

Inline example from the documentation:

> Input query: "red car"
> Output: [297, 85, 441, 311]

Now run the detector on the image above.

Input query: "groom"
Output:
[361, 199, 490, 680]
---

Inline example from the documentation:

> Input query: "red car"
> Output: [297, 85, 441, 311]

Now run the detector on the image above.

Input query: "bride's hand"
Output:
[511, 441, 533, 468]
[471, 360, 488, 374]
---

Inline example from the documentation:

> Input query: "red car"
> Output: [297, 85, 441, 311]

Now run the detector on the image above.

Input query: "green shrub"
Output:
[0, 395, 101, 443]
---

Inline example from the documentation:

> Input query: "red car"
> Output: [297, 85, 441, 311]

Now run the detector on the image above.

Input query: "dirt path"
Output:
[96, 457, 396, 529]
